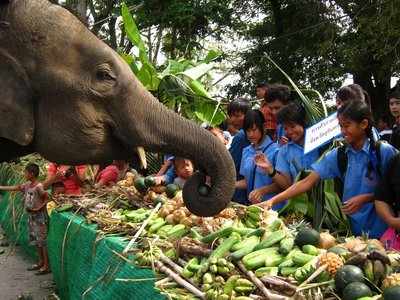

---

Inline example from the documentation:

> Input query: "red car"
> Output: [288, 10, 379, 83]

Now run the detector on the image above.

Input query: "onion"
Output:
[319, 232, 336, 249]
[165, 214, 175, 224]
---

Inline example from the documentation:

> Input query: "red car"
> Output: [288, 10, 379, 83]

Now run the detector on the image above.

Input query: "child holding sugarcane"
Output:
[0, 163, 50, 274]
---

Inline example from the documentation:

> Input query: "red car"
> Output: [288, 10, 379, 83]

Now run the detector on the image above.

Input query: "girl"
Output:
[235, 110, 282, 208]
[255, 103, 320, 190]
[259, 101, 397, 238]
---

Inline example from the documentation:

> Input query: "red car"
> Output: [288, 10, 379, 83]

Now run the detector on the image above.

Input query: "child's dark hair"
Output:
[25, 163, 39, 178]
[256, 82, 268, 89]
[389, 83, 400, 100]
[264, 84, 291, 104]
[277, 102, 307, 127]
[243, 110, 265, 134]
[338, 101, 377, 178]
[336, 84, 370, 107]
[227, 98, 250, 116]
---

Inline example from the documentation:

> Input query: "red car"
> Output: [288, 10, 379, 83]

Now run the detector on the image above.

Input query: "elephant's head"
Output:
[0, 0, 235, 216]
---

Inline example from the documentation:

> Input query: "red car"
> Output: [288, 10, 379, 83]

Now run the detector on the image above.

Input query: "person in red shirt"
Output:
[95, 160, 129, 188]
[43, 164, 86, 195]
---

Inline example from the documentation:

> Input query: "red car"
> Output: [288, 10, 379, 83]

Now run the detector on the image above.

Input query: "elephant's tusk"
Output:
[136, 146, 147, 169]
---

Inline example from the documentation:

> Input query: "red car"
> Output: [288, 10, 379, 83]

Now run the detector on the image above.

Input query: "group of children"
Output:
[224, 82, 400, 247]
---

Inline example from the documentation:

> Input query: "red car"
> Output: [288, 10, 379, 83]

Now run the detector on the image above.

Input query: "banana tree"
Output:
[120, 3, 225, 126]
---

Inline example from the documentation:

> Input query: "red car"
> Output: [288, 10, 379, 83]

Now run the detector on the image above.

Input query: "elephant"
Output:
[0, 0, 235, 217]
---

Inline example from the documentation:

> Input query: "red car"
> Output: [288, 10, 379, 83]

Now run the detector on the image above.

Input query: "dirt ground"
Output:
[0, 230, 57, 300]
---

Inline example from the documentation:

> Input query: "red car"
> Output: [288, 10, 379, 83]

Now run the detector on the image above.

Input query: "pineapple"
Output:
[318, 252, 344, 276]
[382, 273, 400, 289]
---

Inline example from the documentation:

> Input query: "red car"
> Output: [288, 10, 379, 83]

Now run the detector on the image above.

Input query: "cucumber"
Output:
[255, 267, 279, 277]
[231, 235, 259, 252]
[246, 228, 266, 237]
[293, 252, 315, 266]
[209, 233, 241, 260]
[280, 267, 298, 276]
[265, 254, 285, 267]
[254, 230, 286, 251]
[279, 237, 295, 255]
[242, 247, 279, 270]
[231, 237, 260, 261]
[302, 245, 319, 256]
[201, 227, 234, 244]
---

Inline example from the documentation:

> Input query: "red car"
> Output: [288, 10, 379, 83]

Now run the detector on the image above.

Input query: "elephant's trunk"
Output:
[119, 83, 236, 217]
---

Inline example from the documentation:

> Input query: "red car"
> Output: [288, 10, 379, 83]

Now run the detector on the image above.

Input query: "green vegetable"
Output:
[280, 267, 297, 276]
[233, 227, 255, 236]
[209, 233, 241, 260]
[201, 227, 234, 244]
[217, 266, 230, 274]
[209, 264, 218, 273]
[166, 224, 187, 239]
[231, 237, 260, 261]
[144, 176, 156, 187]
[156, 224, 173, 236]
[255, 267, 279, 277]
[267, 219, 283, 231]
[231, 235, 259, 252]
[254, 230, 286, 251]
[279, 237, 295, 255]
[295, 228, 320, 247]
[235, 278, 254, 287]
[279, 259, 294, 268]
[294, 263, 315, 282]
[134, 177, 147, 192]
[234, 286, 254, 293]
[265, 254, 285, 267]
[246, 228, 265, 237]
[242, 247, 279, 270]
[148, 219, 166, 233]
[292, 252, 315, 266]
[202, 272, 214, 284]
[302, 244, 319, 256]
[165, 183, 179, 198]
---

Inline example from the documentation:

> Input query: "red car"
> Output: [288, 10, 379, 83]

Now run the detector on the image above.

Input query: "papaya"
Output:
[383, 286, 400, 300]
[144, 176, 156, 188]
[334, 265, 364, 292]
[134, 177, 147, 193]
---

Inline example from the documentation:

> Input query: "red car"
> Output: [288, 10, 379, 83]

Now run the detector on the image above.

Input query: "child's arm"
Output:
[235, 179, 247, 190]
[249, 183, 281, 204]
[156, 160, 173, 177]
[0, 185, 21, 192]
[342, 194, 373, 215]
[375, 200, 400, 229]
[257, 171, 320, 209]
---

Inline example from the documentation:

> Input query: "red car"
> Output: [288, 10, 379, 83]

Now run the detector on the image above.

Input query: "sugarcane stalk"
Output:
[123, 202, 162, 254]
[160, 254, 183, 273]
[236, 262, 288, 300]
[295, 280, 334, 293]
[154, 261, 205, 299]
[261, 276, 297, 295]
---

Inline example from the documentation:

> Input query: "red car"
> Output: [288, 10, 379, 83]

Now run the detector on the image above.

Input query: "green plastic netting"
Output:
[0, 166, 164, 300]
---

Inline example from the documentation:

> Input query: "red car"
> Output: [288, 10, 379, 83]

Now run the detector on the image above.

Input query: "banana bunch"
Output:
[242, 206, 263, 228]
[134, 247, 162, 266]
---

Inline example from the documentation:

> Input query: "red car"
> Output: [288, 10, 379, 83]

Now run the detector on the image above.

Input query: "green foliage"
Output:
[120, 2, 226, 126]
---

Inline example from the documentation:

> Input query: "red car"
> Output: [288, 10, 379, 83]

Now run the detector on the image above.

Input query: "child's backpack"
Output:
[335, 140, 384, 199]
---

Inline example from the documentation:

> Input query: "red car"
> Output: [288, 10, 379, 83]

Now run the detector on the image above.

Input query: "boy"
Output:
[264, 84, 291, 143]
[227, 99, 251, 204]
[173, 158, 194, 189]
[0, 163, 50, 275]
[389, 85, 400, 149]
[95, 160, 129, 188]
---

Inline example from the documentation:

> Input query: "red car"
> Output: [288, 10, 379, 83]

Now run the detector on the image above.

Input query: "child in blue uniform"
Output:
[255, 103, 320, 190]
[235, 110, 282, 209]
[259, 101, 397, 238]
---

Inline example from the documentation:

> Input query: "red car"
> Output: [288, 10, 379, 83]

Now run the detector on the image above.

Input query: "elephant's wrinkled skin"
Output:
[0, 0, 235, 216]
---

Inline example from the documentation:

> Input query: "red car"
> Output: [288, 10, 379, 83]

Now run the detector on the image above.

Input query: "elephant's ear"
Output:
[0, 50, 34, 146]
[0, 0, 11, 5]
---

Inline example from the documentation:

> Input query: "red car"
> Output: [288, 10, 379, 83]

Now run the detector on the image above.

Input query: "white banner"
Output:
[304, 113, 341, 154]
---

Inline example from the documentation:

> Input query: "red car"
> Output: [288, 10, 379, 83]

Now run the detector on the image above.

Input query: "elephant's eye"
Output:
[96, 69, 116, 81]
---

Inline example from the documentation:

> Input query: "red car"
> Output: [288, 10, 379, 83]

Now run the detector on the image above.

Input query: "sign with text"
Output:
[304, 113, 341, 154]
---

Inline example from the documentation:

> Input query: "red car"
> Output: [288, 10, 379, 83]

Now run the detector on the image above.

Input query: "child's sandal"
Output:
[27, 264, 42, 271]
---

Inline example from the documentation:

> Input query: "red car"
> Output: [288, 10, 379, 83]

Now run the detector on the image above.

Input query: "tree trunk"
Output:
[65, 0, 87, 23]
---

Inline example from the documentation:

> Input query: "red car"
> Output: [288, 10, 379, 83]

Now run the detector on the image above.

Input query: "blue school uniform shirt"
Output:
[276, 124, 286, 141]
[276, 142, 320, 182]
[229, 129, 250, 204]
[240, 136, 283, 210]
[311, 139, 397, 238]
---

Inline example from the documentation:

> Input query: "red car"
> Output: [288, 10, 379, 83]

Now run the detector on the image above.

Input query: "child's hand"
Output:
[254, 153, 273, 174]
[249, 188, 264, 204]
[279, 136, 289, 145]
[342, 195, 366, 215]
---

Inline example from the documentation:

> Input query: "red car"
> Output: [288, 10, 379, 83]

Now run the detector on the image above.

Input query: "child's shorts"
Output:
[27, 210, 48, 247]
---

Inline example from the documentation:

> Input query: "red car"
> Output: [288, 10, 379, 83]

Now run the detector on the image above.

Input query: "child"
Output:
[0, 163, 50, 274]
[173, 158, 194, 189]
[264, 84, 291, 144]
[259, 101, 398, 238]
[375, 153, 400, 249]
[95, 160, 129, 188]
[255, 103, 321, 190]
[235, 110, 281, 208]
[227, 99, 251, 204]
[389, 85, 400, 149]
